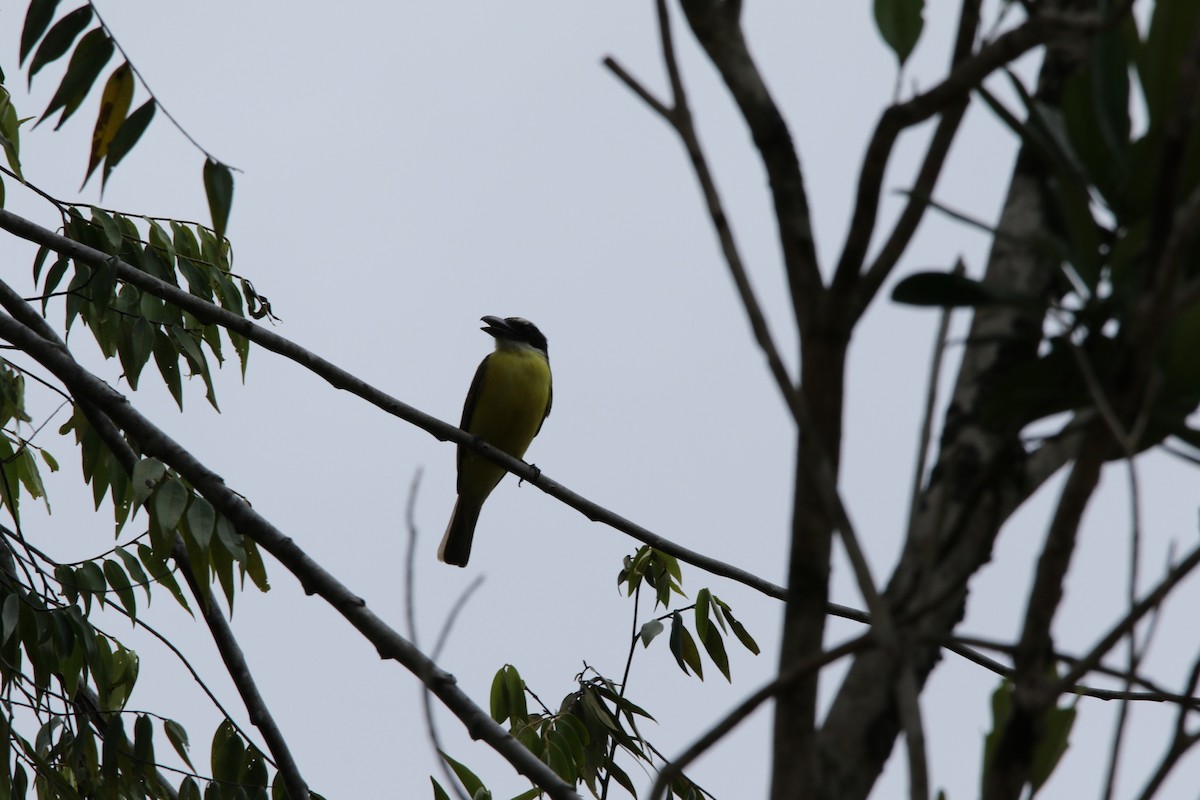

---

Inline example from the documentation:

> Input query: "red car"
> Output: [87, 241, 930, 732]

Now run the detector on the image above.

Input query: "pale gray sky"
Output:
[3, 1, 1199, 798]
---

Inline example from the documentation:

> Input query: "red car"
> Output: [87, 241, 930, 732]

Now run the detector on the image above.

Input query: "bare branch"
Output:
[679, 0, 822, 326]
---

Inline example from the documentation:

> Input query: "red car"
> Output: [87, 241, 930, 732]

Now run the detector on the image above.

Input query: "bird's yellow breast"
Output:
[466, 348, 551, 459]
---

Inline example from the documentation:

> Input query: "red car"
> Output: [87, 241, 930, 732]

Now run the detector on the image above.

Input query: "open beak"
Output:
[480, 315, 510, 338]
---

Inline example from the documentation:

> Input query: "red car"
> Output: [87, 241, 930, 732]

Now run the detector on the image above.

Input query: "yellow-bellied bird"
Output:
[439, 316, 553, 567]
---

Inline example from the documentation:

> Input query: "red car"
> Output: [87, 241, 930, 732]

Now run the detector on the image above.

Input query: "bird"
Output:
[439, 316, 553, 566]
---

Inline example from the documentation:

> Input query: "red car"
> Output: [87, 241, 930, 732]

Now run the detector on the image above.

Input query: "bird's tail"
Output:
[439, 498, 482, 567]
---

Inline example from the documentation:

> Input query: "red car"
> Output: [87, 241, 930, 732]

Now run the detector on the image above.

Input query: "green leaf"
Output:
[102, 100, 154, 190]
[211, 720, 243, 784]
[694, 588, 711, 640]
[639, 619, 664, 648]
[700, 623, 731, 682]
[130, 457, 166, 505]
[1031, 704, 1076, 795]
[85, 61, 133, 188]
[27, 5, 92, 84]
[40, 256, 69, 313]
[981, 680, 1012, 792]
[203, 159, 234, 243]
[242, 537, 269, 592]
[504, 663, 527, 722]
[152, 327, 183, 409]
[874, 0, 924, 66]
[714, 598, 760, 655]
[0, 594, 20, 645]
[20, 0, 63, 65]
[892, 270, 1000, 308]
[186, 496, 216, 553]
[440, 752, 487, 798]
[39, 27, 114, 130]
[489, 668, 509, 724]
[137, 543, 192, 615]
[115, 546, 151, 604]
[153, 478, 188, 531]
[668, 611, 703, 679]
[102, 559, 136, 619]
[431, 778, 451, 800]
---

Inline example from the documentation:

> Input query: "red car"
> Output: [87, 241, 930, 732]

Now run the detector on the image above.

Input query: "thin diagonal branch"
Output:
[0, 207, 779, 603]
[679, 0, 822, 326]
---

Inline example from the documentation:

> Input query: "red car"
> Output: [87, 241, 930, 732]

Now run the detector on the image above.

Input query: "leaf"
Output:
[85, 62, 133, 188]
[1031, 704, 1076, 795]
[694, 588, 711, 640]
[203, 159, 234, 243]
[27, 5, 92, 84]
[102, 100, 155, 190]
[152, 327, 183, 409]
[130, 457, 166, 505]
[122, 316, 155, 389]
[489, 668, 509, 724]
[874, 0, 924, 66]
[186, 496, 216, 554]
[115, 546, 151, 604]
[103, 559, 136, 619]
[668, 611, 703, 679]
[714, 598, 760, 655]
[211, 720, 242, 785]
[20, 0, 63, 65]
[892, 270, 1000, 308]
[700, 623, 731, 682]
[431, 778, 451, 800]
[440, 752, 486, 798]
[153, 478, 188, 531]
[39, 27, 114, 130]
[639, 619, 664, 648]
[0, 594, 19, 645]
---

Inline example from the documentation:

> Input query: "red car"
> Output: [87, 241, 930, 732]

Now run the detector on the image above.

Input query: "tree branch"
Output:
[679, 0, 822, 328]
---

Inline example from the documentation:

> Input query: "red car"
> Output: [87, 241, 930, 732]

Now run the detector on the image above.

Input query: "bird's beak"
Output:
[480, 315, 510, 338]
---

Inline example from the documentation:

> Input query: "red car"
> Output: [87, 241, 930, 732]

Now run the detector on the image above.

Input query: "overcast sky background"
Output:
[2, 1, 1199, 798]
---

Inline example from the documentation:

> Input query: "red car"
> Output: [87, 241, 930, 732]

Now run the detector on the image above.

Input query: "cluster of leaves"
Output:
[434, 664, 708, 800]
[891, 1, 1200, 461]
[434, 550, 761, 799]
[619, 547, 759, 683]
[18, 1, 236, 240]
[981, 679, 1077, 797]
[33, 207, 266, 411]
[0, 513, 284, 799]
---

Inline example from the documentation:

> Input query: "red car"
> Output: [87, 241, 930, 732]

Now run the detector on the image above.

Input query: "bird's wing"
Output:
[536, 375, 552, 435]
[457, 353, 492, 483]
